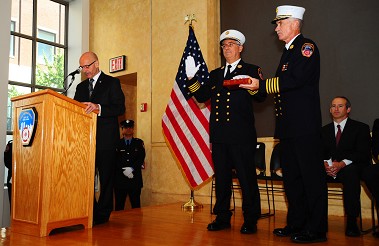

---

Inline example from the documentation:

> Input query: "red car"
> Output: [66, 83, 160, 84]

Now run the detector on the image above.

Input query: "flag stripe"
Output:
[162, 26, 214, 189]
[169, 85, 213, 176]
[163, 106, 203, 185]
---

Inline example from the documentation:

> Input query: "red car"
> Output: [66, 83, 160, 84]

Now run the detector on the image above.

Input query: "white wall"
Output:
[66, 0, 90, 98]
[0, 0, 12, 228]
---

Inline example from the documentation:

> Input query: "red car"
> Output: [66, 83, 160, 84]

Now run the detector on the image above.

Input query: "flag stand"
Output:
[182, 190, 203, 210]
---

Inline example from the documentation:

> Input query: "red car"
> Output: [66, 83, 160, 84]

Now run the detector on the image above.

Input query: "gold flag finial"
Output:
[184, 14, 197, 26]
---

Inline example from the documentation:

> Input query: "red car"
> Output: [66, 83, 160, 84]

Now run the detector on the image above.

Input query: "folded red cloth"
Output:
[223, 78, 251, 90]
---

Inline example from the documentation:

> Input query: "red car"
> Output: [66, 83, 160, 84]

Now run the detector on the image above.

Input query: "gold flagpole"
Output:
[181, 14, 203, 211]
[182, 190, 203, 210]
[184, 14, 197, 26]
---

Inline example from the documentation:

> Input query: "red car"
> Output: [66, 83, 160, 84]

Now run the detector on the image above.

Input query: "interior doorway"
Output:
[117, 72, 137, 132]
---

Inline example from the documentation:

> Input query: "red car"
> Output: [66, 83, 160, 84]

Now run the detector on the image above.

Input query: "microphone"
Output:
[62, 67, 82, 95]
[68, 67, 82, 76]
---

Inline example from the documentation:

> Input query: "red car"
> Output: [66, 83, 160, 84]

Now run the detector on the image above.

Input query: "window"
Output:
[10, 20, 15, 57]
[37, 29, 56, 64]
[8, 0, 68, 133]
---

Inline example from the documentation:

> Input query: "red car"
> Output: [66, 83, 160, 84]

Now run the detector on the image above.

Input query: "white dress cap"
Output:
[272, 5, 305, 24]
[219, 29, 246, 45]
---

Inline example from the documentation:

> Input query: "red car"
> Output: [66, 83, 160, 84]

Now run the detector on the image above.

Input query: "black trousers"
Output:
[114, 187, 141, 210]
[93, 149, 116, 222]
[212, 143, 261, 225]
[7, 180, 11, 211]
[327, 164, 362, 218]
[280, 135, 328, 233]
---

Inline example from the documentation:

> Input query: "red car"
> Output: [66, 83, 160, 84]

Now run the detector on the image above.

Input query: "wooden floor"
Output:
[0, 203, 378, 245]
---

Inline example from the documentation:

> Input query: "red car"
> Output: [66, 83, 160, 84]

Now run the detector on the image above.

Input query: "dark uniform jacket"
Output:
[74, 72, 125, 150]
[187, 60, 266, 144]
[322, 118, 372, 168]
[372, 119, 379, 160]
[115, 137, 145, 189]
[4, 140, 12, 183]
[259, 34, 321, 139]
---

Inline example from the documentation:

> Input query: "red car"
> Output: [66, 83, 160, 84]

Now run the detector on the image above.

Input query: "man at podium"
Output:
[74, 51, 125, 225]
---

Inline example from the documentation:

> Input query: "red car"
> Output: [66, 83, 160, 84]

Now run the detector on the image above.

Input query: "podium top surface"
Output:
[11, 89, 86, 109]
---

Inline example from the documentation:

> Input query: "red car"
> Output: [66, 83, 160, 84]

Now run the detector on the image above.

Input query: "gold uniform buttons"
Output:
[216, 118, 219, 121]
[217, 93, 220, 96]
[227, 92, 231, 95]
[216, 99, 219, 102]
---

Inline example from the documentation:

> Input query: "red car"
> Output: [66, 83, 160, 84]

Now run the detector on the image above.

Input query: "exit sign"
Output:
[109, 55, 126, 73]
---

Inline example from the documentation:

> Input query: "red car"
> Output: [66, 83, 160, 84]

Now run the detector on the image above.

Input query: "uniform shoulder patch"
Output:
[301, 43, 314, 57]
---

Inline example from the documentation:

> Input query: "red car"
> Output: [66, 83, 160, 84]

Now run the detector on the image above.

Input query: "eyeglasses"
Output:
[80, 60, 96, 69]
[220, 42, 240, 49]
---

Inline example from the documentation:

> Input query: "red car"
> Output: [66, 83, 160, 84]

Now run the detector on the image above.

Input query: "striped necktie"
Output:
[89, 79, 94, 98]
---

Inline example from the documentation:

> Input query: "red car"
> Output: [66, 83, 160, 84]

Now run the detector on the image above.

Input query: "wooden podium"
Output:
[11, 89, 97, 237]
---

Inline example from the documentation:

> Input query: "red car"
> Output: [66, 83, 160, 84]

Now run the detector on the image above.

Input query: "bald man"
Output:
[74, 52, 125, 225]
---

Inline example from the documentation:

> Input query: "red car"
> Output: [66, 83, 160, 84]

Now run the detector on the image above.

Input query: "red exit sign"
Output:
[109, 55, 126, 73]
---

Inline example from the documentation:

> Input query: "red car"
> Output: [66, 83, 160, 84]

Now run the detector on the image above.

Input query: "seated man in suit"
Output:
[321, 96, 372, 237]
[362, 118, 379, 238]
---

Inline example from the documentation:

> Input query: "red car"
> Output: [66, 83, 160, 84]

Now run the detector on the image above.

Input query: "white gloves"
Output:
[185, 56, 200, 78]
[122, 167, 134, 179]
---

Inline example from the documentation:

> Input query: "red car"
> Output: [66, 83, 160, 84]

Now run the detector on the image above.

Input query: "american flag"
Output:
[162, 26, 214, 190]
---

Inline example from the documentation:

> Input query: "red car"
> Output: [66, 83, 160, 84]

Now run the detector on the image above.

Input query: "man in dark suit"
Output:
[74, 51, 125, 225]
[245, 5, 328, 243]
[185, 29, 266, 234]
[114, 119, 145, 210]
[3, 140, 12, 209]
[362, 118, 379, 238]
[322, 96, 371, 237]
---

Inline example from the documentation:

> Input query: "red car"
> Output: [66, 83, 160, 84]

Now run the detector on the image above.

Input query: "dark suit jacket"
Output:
[187, 60, 266, 144]
[372, 119, 379, 160]
[321, 118, 372, 168]
[259, 34, 322, 139]
[115, 137, 145, 189]
[74, 72, 125, 150]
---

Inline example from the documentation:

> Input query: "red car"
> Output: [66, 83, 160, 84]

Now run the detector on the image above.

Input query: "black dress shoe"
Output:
[291, 231, 327, 243]
[273, 226, 301, 237]
[240, 223, 257, 234]
[345, 223, 360, 237]
[373, 231, 379, 238]
[207, 220, 231, 231]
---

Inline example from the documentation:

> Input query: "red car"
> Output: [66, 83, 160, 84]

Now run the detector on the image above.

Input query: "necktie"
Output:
[225, 64, 232, 79]
[336, 125, 342, 146]
[89, 79, 94, 98]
